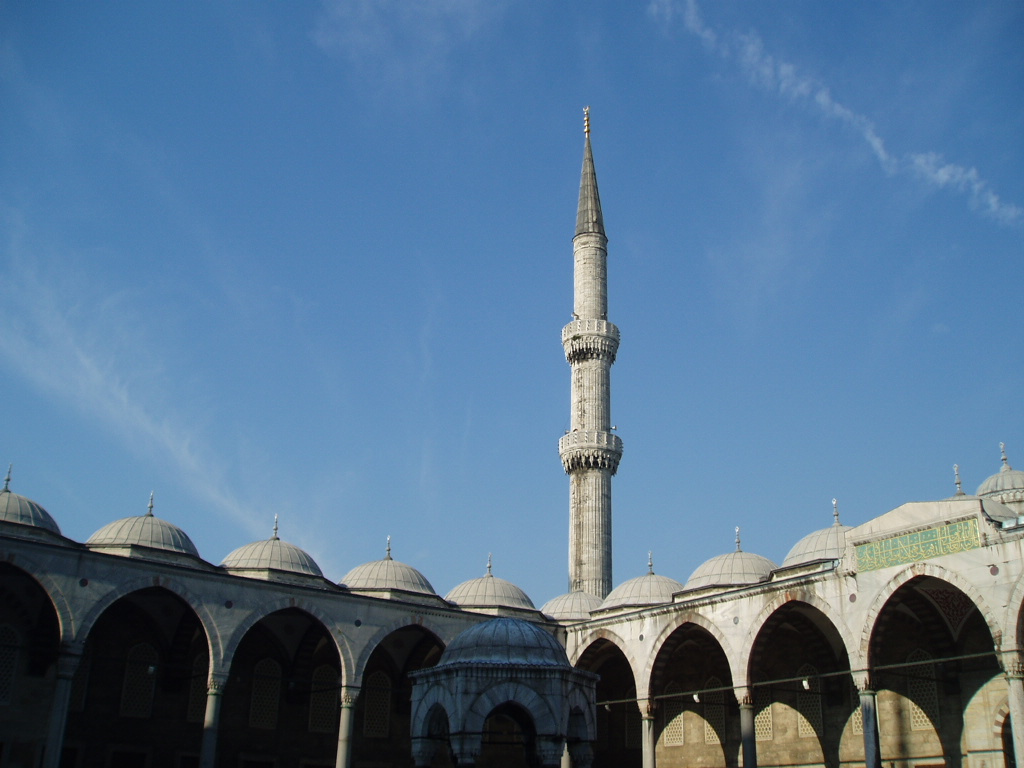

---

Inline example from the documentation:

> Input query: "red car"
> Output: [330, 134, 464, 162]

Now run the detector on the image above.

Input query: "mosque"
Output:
[2, 111, 1024, 768]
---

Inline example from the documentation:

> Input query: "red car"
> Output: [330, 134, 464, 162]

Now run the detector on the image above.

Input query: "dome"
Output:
[541, 590, 601, 621]
[598, 558, 684, 611]
[0, 469, 61, 535]
[685, 531, 776, 590]
[445, 558, 535, 610]
[977, 444, 1024, 510]
[341, 540, 436, 596]
[86, 494, 200, 558]
[438, 617, 569, 667]
[782, 502, 852, 567]
[222, 518, 323, 578]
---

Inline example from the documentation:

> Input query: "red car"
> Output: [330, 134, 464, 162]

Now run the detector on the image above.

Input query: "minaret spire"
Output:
[559, 108, 622, 599]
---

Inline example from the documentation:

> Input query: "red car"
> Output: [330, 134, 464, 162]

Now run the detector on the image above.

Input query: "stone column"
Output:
[450, 733, 481, 767]
[639, 699, 656, 768]
[43, 648, 82, 768]
[566, 742, 593, 768]
[335, 686, 359, 768]
[858, 686, 882, 768]
[736, 687, 757, 768]
[199, 673, 228, 768]
[1004, 658, 1024, 763]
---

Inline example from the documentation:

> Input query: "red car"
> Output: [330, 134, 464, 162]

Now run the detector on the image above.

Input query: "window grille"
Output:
[661, 682, 684, 746]
[624, 706, 641, 750]
[703, 677, 725, 745]
[120, 643, 158, 718]
[796, 664, 821, 737]
[250, 658, 281, 730]
[754, 688, 773, 742]
[309, 665, 339, 733]
[850, 682, 863, 735]
[187, 655, 208, 723]
[0, 624, 19, 705]
[362, 670, 391, 738]
[907, 649, 940, 730]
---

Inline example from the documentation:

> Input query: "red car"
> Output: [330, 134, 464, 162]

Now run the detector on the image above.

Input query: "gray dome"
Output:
[685, 549, 776, 590]
[0, 471, 60, 535]
[598, 569, 684, 611]
[342, 541, 436, 596]
[977, 445, 1024, 509]
[542, 590, 601, 621]
[222, 521, 323, 578]
[438, 618, 569, 667]
[783, 523, 852, 567]
[87, 508, 200, 558]
[445, 563, 535, 610]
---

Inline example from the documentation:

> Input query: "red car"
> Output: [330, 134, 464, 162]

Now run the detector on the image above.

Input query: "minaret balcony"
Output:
[561, 320, 620, 363]
[559, 430, 623, 474]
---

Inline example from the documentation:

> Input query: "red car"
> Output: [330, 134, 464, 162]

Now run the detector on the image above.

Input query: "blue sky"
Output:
[1, 1, 1021, 607]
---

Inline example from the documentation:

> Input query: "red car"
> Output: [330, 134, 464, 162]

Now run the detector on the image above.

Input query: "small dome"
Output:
[438, 618, 569, 667]
[783, 501, 852, 567]
[445, 558, 535, 610]
[598, 558, 684, 611]
[542, 590, 601, 621]
[87, 494, 199, 558]
[341, 539, 436, 596]
[977, 444, 1024, 510]
[685, 550, 776, 590]
[0, 469, 60, 535]
[222, 518, 323, 578]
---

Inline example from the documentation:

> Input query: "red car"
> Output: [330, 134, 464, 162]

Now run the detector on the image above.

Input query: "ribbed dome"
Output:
[0, 470, 60, 534]
[222, 519, 323, 578]
[685, 550, 776, 590]
[341, 540, 436, 596]
[438, 618, 569, 667]
[783, 503, 852, 567]
[87, 496, 199, 558]
[977, 445, 1024, 511]
[445, 559, 535, 610]
[541, 590, 601, 621]
[598, 567, 684, 611]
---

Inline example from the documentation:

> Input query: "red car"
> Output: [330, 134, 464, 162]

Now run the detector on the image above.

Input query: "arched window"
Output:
[0, 624, 20, 705]
[187, 654, 208, 723]
[907, 648, 940, 730]
[363, 670, 391, 738]
[703, 676, 725, 745]
[309, 664, 339, 733]
[796, 663, 821, 737]
[250, 658, 281, 730]
[661, 681, 684, 746]
[120, 643, 158, 718]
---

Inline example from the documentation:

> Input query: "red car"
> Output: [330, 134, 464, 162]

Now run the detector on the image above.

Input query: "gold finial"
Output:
[147, 491, 155, 516]
[954, 464, 964, 495]
[647, 551, 654, 574]
[272, 514, 279, 540]
[386, 535, 392, 560]
[583, 106, 591, 136]
[832, 498, 840, 525]
[735, 526, 741, 552]
[486, 553, 493, 576]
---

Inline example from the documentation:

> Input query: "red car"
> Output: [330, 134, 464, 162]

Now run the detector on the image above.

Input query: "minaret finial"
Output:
[3, 464, 10, 492]
[272, 514, 279, 540]
[954, 464, 964, 495]
[647, 551, 654, 574]
[583, 106, 591, 136]
[1001, 442, 1012, 471]
[832, 498, 840, 525]
[486, 553, 493, 576]
[735, 526, 741, 552]
[147, 492, 155, 516]
[386, 535, 392, 560]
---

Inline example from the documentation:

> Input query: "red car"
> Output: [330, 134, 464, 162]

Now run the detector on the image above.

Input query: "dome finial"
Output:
[832, 498, 840, 525]
[647, 551, 654, 574]
[3, 464, 10, 492]
[385, 535, 392, 560]
[486, 552, 493, 576]
[272, 514, 279, 540]
[954, 464, 965, 496]
[147, 491, 155, 517]
[1001, 442, 1012, 471]
[735, 526, 742, 552]
[583, 105, 591, 136]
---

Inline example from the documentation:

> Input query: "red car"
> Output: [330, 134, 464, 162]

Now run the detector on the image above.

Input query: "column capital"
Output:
[208, 672, 229, 695]
[340, 685, 360, 707]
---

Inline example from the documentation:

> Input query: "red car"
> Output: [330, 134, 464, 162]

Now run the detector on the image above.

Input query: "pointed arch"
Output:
[351, 614, 454, 685]
[464, 681, 559, 736]
[0, 555, 74, 645]
[642, 610, 737, 699]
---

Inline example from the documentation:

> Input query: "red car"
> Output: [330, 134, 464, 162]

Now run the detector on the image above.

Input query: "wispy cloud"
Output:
[649, 0, 1023, 226]
[0, 222, 260, 537]
[313, 0, 507, 96]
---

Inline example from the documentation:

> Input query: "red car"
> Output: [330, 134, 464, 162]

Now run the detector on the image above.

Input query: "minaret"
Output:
[558, 108, 622, 599]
